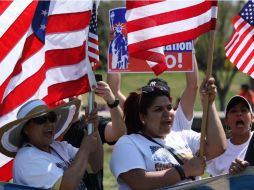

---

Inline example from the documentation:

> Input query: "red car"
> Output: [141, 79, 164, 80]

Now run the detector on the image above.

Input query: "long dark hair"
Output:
[124, 88, 171, 134]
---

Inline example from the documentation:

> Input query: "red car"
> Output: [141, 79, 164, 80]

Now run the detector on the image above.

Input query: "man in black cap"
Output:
[207, 95, 253, 176]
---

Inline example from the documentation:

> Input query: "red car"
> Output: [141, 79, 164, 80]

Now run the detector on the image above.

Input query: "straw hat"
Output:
[0, 99, 80, 157]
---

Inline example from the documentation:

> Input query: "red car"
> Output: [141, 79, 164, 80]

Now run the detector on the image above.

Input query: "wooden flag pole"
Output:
[199, 30, 216, 156]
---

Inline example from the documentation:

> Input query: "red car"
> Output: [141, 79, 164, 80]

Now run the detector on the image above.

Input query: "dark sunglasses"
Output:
[29, 112, 58, 125]
[141, 85, 169, 94]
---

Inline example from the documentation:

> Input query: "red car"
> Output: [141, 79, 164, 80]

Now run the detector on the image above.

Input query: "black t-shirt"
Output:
[63, 116, 115, 146]
[245, 134, 254, 166]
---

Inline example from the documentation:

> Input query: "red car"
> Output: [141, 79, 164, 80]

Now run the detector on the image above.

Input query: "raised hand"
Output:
[95, 81, 116, 105]
[199, 77, 217, 103]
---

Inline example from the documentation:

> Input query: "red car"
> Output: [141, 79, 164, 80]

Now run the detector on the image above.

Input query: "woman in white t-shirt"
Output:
[0, 99, 102, 190]
[207, 95, 254, 176]
[110, 77, 227, 190]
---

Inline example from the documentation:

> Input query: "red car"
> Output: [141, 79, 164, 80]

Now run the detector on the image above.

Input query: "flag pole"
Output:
[87, 55, 96, 135]
[86, 1, 97, 135]
[199, 30, 216, 156]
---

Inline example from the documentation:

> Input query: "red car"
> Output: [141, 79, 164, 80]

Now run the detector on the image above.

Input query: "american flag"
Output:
[225, 0, 254, 78]
[126, 0, 217, 75]
[0, 0, 93, 180]
[88, 2, 100, 69]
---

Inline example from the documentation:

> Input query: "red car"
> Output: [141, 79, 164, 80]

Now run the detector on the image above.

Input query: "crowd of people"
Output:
[0, 54, 253, 190]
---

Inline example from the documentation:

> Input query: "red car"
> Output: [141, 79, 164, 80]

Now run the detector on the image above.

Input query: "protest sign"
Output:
[108, 7, 193, 73]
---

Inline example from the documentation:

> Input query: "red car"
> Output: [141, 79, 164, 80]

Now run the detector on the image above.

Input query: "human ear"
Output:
[139, 113, 145, 124]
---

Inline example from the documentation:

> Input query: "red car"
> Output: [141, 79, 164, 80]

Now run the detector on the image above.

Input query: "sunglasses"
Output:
[141, 85, 169, 94]
[29, 112, 58, 125]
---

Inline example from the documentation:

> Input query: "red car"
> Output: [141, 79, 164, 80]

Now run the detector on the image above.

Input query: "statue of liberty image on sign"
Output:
[108, 7, 128, 70]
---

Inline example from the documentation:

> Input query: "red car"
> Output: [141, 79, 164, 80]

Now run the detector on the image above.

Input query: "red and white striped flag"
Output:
[88, 1, 100, 69]
[126, 0, 217, 75]
[225, 0, 254, 78]
[0, 0, 94, 179]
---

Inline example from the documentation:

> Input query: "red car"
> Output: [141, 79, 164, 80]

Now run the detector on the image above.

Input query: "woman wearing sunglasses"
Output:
[110, 77, 226, 189]
[0, 99, 101, 190]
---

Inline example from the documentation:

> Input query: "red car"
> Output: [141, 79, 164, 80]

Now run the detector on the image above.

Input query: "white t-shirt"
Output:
[206, 132, 254, 176]
[110, 113, 200, 190]
[172, 104, 193, 131]
[13, 141, 78, 189]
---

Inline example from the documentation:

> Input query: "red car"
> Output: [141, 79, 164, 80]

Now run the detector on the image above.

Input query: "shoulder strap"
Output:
[138, 133, 184, 165]
[50, 144, 71, 166]
[138, 133, 196, 180]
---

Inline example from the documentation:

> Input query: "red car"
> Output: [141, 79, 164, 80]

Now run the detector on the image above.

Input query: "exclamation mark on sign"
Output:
[178, 53, 183, 68]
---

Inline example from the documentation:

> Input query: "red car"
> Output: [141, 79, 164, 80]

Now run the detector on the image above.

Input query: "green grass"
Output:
[90, 70, 250, 189]
[103, 145, 118, 190]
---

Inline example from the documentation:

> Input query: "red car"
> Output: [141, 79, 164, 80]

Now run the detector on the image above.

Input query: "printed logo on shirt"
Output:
[55, 161, 69, 170]
[150, 145, 194, 171]
[55, 158, 74, 170]
[150, 146, 177, 171]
